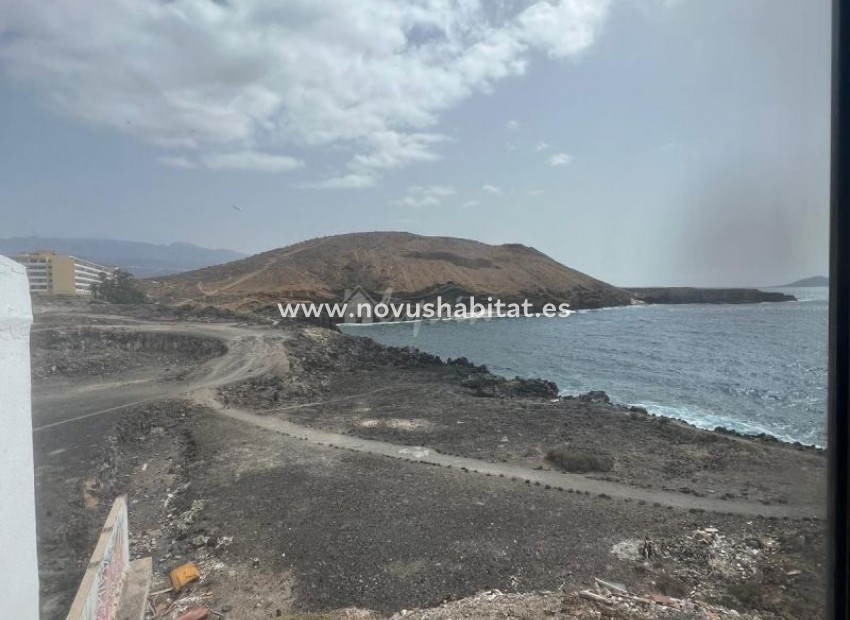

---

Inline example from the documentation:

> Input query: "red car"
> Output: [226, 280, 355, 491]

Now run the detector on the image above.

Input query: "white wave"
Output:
[556, 387, 820, 447]
[627, 400, 820, 447]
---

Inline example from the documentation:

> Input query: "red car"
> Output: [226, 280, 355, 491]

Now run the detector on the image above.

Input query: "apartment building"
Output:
[12, 251, 115, 296]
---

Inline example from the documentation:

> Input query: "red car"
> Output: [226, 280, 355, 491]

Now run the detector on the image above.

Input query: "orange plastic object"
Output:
[169, 562, 201, 591]
[176, 608, 210, 620]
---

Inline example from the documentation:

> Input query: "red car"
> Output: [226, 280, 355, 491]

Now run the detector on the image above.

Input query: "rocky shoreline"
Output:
[627, 287, 796, 305]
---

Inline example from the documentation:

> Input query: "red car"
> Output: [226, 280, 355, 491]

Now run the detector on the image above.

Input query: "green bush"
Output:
[90, 269, 146, 304]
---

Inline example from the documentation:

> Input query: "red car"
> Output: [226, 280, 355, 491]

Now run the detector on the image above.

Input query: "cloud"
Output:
[157, 155, 198, 170]
[201, 150, 303, 172]
[160, 150, 303, 172]
[547, 152, 575, 166]
[352, 132, 445, 171]
[0, 0, 612, 180]
[482, 184, 502, 194]
[462, 200, 479, 208]
[426, 185, 457, 197]
[303, 173, 377, 190]
[393, 184, 456, 207]
[528, 189, 545, 195]
[535, 141, 550, 151]
[506, 119, 520, 130]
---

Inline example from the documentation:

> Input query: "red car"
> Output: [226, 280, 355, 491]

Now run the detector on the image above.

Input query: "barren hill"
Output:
[147, 232, 632, 310]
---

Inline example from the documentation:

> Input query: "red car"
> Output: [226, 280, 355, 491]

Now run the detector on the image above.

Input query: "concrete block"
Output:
[116, 558, 153, 620]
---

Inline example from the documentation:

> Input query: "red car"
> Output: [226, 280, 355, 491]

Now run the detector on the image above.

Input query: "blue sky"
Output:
[0, 0, 831, 286]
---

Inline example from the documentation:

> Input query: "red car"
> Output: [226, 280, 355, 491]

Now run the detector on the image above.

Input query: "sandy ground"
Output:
[30, 301, 827, 619]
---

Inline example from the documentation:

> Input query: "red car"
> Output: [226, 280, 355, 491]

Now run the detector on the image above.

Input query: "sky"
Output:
[0, 0, 831, 287]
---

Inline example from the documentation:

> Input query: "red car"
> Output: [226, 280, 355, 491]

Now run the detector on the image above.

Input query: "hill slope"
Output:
[780, 276, 828, 287]
[0, 236, 246, 277]
[149, 232, 632, 310]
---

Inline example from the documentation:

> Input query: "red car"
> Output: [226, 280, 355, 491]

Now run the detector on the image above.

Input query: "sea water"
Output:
[340, 287, 828, 447]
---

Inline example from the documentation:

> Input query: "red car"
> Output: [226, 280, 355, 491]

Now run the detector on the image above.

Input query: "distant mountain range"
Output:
[0, 236, 246, 277]
[780, 276, 829, 287]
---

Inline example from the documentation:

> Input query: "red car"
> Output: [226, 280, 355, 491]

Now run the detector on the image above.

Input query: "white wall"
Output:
[0, 256, 39, 618]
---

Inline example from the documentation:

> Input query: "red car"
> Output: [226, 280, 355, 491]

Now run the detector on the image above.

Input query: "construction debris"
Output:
[175, 608, 210, 620]
[389, 581, 768, 619]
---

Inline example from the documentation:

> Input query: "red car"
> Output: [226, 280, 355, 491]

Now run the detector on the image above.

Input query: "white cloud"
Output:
[398, 195, 440, 208]
[201, 150, 303, 172]
[462, 200, 479, 208]
[482, 184, 502, 194]
[535, 141, 550, 151]
[515, 0, 610, 58]
[352, 132, 445, 171]
[427, 185, 457, 197]
[394, 184, 456, 207]
[0, 0, 612, 181]
[547, 152, 575, 167]
[303, 173, 377, 190]
[157, 155, 198, 170]
[528, 189, 545, 195]
[506, 119, 520, 130]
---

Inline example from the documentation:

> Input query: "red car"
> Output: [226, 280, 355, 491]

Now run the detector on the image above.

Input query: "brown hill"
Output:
[146, 232, 632, 310]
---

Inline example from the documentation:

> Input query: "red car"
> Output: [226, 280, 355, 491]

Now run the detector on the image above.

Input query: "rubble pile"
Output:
[284, 526, 821, 619]
[608, 525, 823, 618]
[388, 584, 765, 619]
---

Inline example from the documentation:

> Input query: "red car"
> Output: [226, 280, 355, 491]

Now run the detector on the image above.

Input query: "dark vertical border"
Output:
[830, 1, 850, 618]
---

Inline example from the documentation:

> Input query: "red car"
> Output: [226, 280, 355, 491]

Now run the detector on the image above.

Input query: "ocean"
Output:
[340, 287, 829, 447]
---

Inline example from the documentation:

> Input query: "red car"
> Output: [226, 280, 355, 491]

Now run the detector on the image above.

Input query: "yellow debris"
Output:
[169, 562, 200, 591]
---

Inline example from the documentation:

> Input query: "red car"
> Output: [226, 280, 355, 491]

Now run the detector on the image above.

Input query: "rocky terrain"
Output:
[145, 232, 634, 310]
[88, 401, 825, 619]
[30, 300, 826, 619]
[219, 329, 825, 510]
[30, 326, 226, 381]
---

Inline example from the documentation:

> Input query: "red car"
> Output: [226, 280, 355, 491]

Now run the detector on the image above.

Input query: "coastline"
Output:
[345, 318, 822, 449]
[338, 292, 822, 450]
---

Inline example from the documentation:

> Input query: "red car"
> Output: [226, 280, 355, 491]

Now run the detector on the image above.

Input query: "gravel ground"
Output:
[263, 366, 825, 509]
[81, 402, 825, 619]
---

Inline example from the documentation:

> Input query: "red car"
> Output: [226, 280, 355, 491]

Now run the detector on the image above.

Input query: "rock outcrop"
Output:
[627, 287, 795, 305]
